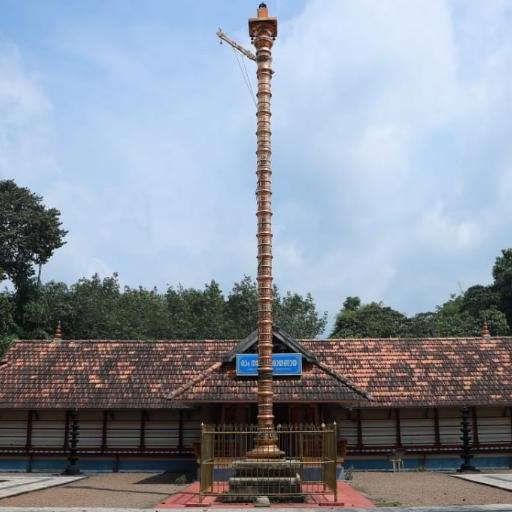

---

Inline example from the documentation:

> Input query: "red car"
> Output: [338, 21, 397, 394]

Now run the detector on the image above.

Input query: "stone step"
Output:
[232, 459, 302, 477]
[230, 476, 301, 484]
[229, 475, 302, 495]
[232, 460, 302, 470]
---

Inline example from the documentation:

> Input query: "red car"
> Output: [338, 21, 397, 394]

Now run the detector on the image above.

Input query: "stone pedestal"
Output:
[226, 460, 303, 502]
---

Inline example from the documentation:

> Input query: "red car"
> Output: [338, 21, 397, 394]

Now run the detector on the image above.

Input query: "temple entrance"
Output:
[221, 404, 253, 424]
[289, 404, 319, 425]
[275, 404, 288, 425]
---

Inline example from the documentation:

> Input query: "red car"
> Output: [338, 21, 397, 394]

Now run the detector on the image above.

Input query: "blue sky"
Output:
[1, 0, 511, 328]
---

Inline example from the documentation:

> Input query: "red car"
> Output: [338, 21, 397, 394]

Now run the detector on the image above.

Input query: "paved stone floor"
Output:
[0, 474, 85, 499]
[454, 474, 512, 492]
[1, 506, 512, 512]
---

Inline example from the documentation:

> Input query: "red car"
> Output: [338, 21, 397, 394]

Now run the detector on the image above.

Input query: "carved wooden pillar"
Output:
[63, 410, 70, 450]
[395, 408, 402, 448]
[356, 409, 363, 450]
[25, 410, 34, 452]
[471, 406, 479, 449]
[178, 410, 184, 451]
[434, 408, 441, 448]
[139, 410, 147, 451]
[510, 406, 512, 443]
[101, 410, 108, 452]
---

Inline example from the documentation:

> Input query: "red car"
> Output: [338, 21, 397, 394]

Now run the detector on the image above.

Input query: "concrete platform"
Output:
[0, 474, 85, 499]
[453, 474, 512, 492]
[158, 481, 375, 508]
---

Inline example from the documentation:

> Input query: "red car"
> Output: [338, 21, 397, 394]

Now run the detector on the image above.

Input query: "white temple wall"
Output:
[401, 408, 436, 445]
[477, 406, 510, 444]
[31, 410, 66, 448]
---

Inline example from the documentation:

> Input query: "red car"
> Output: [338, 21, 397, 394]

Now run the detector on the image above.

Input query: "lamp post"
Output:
[247, 3, 283, 460]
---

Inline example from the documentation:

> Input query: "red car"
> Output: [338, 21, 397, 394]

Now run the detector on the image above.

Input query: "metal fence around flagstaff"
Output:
[199, 423, 338, 501]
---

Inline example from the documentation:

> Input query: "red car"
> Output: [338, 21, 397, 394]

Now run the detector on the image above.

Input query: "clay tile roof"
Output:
[301, 338, 512, 407]
[167, 361, 367, 403]
[0, 339, 235, 409]
[1, 337, 511, 409]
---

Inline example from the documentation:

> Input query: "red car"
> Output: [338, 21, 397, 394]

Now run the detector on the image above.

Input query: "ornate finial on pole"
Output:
[257, 3, 269, 18]
[247, 3, 282, 460]
[54, 320, 62, 341]
[481, 319, 490, 338]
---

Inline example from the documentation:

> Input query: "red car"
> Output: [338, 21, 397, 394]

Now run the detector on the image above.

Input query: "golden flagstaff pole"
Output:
[247, 3, 282, 460]
[216, 3, 282, 460]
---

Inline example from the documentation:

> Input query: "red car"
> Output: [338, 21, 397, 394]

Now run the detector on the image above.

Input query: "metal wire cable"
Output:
[232, 45, 257, 107]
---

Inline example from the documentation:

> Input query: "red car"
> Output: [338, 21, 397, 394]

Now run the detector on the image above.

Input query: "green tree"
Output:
[0, 293, 15, 335]
[166, 281, 229, 339]
[407, 298, 476, 337]
[274, 291, 327, 338]
[66, 274, 122, 338]
[225, 276, 327, 339]
[330, 298, 408, 338]
[0, 180, 67, 293]
[406, 296, 510, 337]
[19, 281, 72, 339]
[0, 292, 16, 356]
[460, 285, 500, 317]
[493, 248, 512, 326]
[115, 286, 169, 339]
[226, 276, 258, 338]
[342, 296, 361, 311]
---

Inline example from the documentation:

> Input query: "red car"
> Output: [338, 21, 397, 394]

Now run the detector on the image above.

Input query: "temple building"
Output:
[0, 326, 511, 472]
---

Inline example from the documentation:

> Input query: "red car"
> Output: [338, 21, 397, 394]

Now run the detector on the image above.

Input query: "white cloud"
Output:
[3, 1, 512, 330]
[0, 44, 57, 183]
[270, 0, 512, 320]
[0, 45, 48, 121]
[416, 204, 479, 252]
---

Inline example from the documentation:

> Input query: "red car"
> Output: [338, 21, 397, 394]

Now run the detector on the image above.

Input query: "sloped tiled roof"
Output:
[167, 360, 365, 403]
[301, 338, 512, 407]
[0, 339, 233, 409]
[0, 337, 511, 409]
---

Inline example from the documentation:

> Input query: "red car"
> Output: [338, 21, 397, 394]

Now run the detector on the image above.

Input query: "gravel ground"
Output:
[352, 471, 512, 507]
[2, 471, 512, 508]
[0, 473, 187, 508]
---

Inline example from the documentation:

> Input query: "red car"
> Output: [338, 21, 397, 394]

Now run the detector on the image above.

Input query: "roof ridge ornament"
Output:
[53, 320, 62, 341]
[481, 319, 490, 338]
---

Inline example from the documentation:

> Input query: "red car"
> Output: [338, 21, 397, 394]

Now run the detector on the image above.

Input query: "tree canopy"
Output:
[493, 249, 512, 327]
[0, 180, 67, 291]
[1, 274, 327, 342]
[330, 280, 511, 339]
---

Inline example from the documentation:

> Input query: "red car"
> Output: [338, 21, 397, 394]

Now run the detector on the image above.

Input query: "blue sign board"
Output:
[236, 353, 302, 376]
